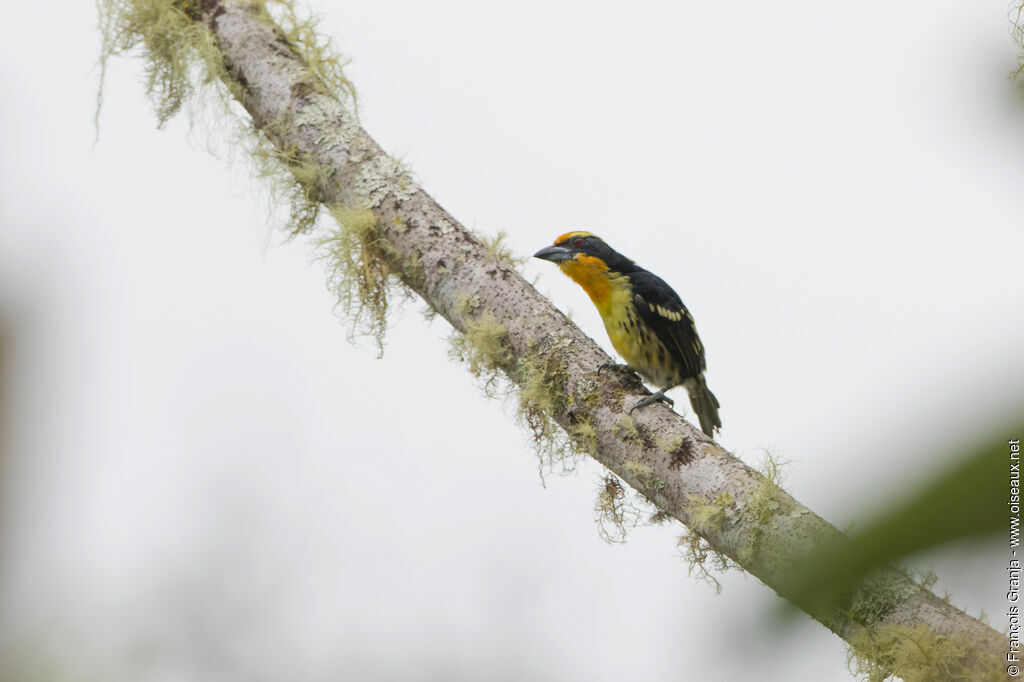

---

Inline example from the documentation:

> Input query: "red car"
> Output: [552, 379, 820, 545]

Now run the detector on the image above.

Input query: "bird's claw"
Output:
[629, 390, 673, 414]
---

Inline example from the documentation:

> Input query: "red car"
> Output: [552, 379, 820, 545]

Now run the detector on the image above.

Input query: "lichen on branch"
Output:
[447, 312, 595, 479]
[97, 0, 401, 351]
[97, 0, 226, 127]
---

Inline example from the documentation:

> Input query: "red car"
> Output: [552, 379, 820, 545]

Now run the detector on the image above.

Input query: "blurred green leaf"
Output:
[788, 419, 1019, 612]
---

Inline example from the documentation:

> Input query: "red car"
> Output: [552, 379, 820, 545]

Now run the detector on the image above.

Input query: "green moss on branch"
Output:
[98, 0, 406, 352]
[846, 622, 1002, 682]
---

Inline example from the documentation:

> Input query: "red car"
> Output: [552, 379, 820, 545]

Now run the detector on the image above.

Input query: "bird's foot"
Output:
[626, 391, 675, 411]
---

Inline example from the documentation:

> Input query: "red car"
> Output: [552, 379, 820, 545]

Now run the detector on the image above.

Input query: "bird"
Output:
[534, 231, 721, 436]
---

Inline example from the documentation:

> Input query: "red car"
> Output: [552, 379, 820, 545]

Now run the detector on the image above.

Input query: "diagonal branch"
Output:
[100, 1, 1007, 678]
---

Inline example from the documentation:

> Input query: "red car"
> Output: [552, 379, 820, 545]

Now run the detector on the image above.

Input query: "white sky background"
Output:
[1, 0, 1023, 680]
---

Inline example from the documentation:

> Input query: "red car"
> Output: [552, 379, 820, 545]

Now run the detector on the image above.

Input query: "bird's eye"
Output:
[573, 237, 584, 247]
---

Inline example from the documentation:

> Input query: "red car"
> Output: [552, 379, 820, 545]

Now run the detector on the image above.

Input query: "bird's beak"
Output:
[533, 245, 575, 263]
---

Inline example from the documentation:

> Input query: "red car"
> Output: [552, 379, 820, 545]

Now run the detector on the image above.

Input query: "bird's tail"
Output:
[688, 377, 721, 437]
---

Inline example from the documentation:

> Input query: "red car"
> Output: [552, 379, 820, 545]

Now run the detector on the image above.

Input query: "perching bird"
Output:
[534, 232, 721, 436]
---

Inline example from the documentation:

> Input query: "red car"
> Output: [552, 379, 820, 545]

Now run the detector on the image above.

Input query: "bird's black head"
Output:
[533, 232, 636, 272]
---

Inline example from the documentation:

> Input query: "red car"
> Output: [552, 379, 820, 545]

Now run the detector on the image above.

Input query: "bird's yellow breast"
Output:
[558, 255, 674, 386]
[558, 255, 618, 312]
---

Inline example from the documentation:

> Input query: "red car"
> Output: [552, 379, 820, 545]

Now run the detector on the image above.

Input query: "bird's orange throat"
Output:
[559, 255, 617, 312]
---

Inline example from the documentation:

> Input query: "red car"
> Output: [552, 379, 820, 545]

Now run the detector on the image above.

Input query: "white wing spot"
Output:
[656, 305, 681, 322]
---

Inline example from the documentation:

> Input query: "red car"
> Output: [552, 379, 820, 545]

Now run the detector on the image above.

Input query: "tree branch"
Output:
[100, 1, 1007, 677]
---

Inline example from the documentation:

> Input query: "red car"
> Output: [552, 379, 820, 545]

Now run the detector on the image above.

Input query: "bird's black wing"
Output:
[628, 269, 706, 380]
